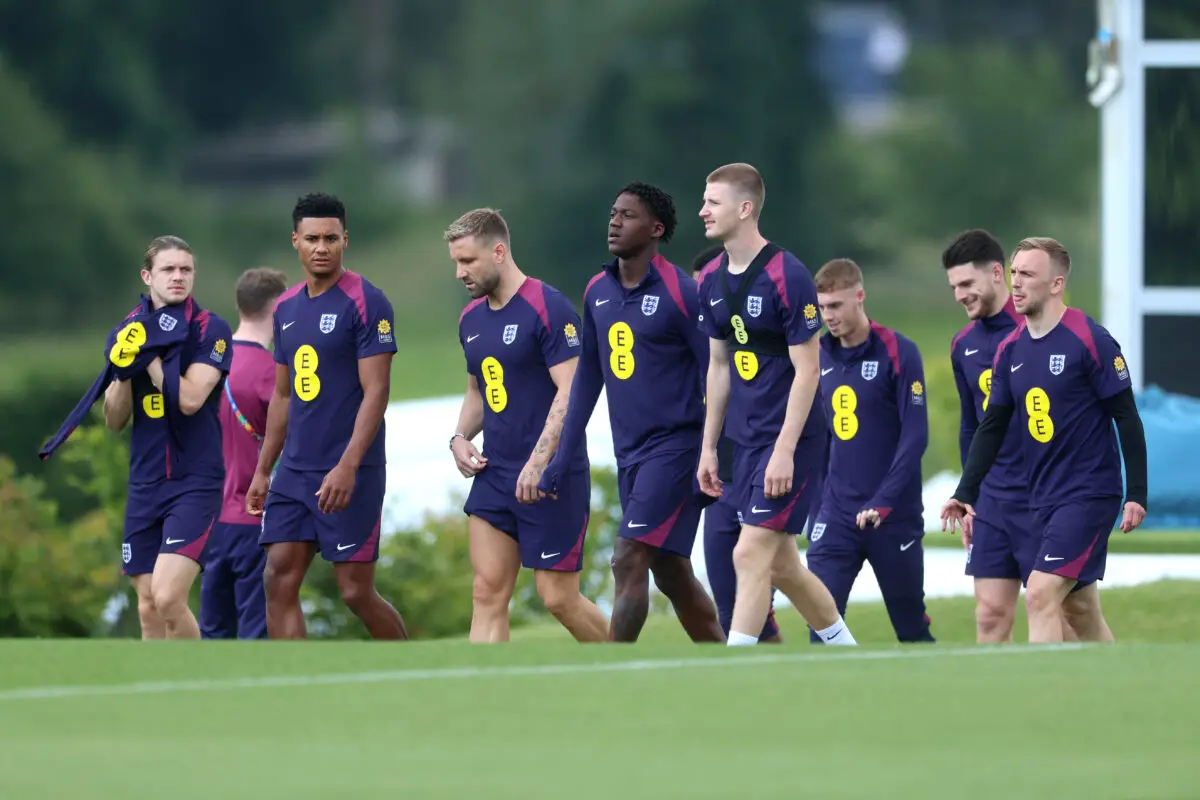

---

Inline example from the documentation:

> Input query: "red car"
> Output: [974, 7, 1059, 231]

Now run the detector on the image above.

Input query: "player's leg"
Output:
[228, 524, 268, 639]
[523, 470, 607, 642]
[614, 450, 722, 642]
[150, 554, 202, 639]
[463, 467, 522, 642]
[802, 518, 864, 643]
[259, 466, 320, 638]
[199, 522, 239, 639]
[153, 486, 219, 639]
[123, 488, 165, 639]
[866, 519, 935, 643]
[1026, 499, 1120, 643]
[318, 467, 407, 640]
[129, 575, 164, 639]
[967, 495, 1024, 643]
[1061, 583, 1114, 642]
[703, 501, 781, 642]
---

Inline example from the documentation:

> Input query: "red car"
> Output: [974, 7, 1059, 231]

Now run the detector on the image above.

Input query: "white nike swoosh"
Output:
[337, 543, 355, 551]
[900, 540, 916, 551]
[710, 299, 723, 306]
[821, 368, 834, 376]
[751, 506, 771, 514]
[466, 334, 480, 342]
[164, 538, 185, 545]
[1011, 364, 1023, 372]
[627, 522, 648, 529]
[541, 551, 561, 559]
[594, 299, 609, 306]
[964, 348, 979, 356]
[1044, 555, 1064, 562]
[282, 322, 295, 331]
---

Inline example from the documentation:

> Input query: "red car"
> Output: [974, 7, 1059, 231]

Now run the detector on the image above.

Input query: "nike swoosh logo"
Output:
[821, 368, 834, 376]
[164, 538, 185, 545]
[282, 322, 295, 331]
[466, 334, 480, 342]
[824, 630, 843, 642]
[964, 348, 978, 356]
[337, 543, 355, 551]
[710, 298, 723, 306]
[1011, 364, 1023, 372]
[900, 540, 916, 551]
[594, 299, 609, 306]
[751, 506, 771, 514]
[541, 551, 561, 559]
[1044, 555, 1064, 562]
[627, 522, 648, 528]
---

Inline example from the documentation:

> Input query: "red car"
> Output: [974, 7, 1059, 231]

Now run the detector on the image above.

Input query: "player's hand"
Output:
[763, 447, 793, 500]
[146, 356, 165, 391]
[1119, 501, 1146, 533]
[246, 471, 270, 517]
[316, 462, 356, 514]
[940, 497, 975, 542]
[451, 436, 488, 478]
[856, 509, 882, 530]
[697, 449, 722, 498]
[516, 457, 547, 505]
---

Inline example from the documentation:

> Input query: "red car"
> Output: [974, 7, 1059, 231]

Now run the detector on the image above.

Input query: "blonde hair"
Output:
[814, 258, 864, 293]
[142, 235, 192, 271]
[1012, 237, 1071, 276]
[444, 208, 511, 246]
[706, 163, 765, 218]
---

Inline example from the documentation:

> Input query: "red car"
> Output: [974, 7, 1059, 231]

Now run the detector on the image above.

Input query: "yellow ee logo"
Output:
[734, 350, 758, 381]
[480, 356, 507, 412]
[1025, 387, 1054, 443]
[978, 369, 993, 411]
[731, 314, 749, 345]
[608, 322, 635, 379]
[831, 385, 859, 440]
[293, 345, 321, 401]
[142, 392, 165, 419]
[109, 321, 147, 368]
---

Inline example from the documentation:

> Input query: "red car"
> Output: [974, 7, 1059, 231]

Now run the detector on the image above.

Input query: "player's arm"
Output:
[150, 317, 233, 415]
[102, 379, 133, 431]
[702, 336, 731, 455]
[952, 354, 978, 468]
[450, 373, 486, 477]
[951, 348, 1015, 508]
[1102, 388, 1149, 508]
[542, 296, 604, 484]
[338, 352, 392, 471]
[776, 337, 821, 455]
[173, 363, 224, 415]
[246, 363, 290, 516]
[531, 357, 577, 466]
[862, 341, 929, 525]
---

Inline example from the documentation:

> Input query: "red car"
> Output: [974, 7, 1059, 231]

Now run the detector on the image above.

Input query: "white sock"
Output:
[727, 631, 759, 646]
[815, 616, 857, 646]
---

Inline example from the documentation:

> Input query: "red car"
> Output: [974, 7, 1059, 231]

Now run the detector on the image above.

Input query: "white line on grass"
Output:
[0, 643, 1085, 702]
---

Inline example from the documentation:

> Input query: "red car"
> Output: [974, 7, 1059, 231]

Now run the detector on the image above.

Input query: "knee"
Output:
[975, 598, 1014, 637]
[612, 543, 652, 585]
[1024, 583, 1059, 617]
[1061, 590, 1096, 628]
[732, 538, 770, 577]
[150, 585, 188, 621]
[472, 570, 511, 611]
[263, 559, 302, 600]
[338, 577, 373, 610]
[650, 559, 690, 599]
[536, 576, 576, 619]
[137, 593, 159, 621]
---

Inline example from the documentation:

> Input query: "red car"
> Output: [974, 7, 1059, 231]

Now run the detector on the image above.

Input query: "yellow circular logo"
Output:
[109, 321, 147, 368]
[481, 356, 507, 412]
[142, 392, 165, 419]
[803, 304, 817, 320]
[293, 345, 321, 401]
[378, 319, 392, 336]
[734, 350, 758, 381]
[731, 314, 749, 345]
[608, 322, 636, 379]
[214, 339, 227, 355]
[978, 368, 993, 411]
[831, 385, 859, 440]
[1025, 386, 1054, 443]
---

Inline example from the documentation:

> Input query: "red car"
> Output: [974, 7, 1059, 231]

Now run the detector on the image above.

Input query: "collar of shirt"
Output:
[602, 257, 661, 296]
[820, 324, 879, 364]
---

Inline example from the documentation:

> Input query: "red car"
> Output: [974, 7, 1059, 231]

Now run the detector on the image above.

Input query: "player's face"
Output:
[449, 235, 503, 299]
[608, 192, 662, 258]
[699, 182, 747, 241]
[1010, 249, 1062, 316]
[946, 262, 1000, 320]
[141, 248, 194, 307]
[817, 286, 864, 338]
[292, 217, 347, 278]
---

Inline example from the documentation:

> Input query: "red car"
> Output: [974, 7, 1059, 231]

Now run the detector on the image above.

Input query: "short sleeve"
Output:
[1087, 323, 1132, 400]
[273, 308, 286, 365]
[193, 315, 234, 373]
[539, 289, 583, 368]
[356, 286, 398, 360]
[697, 272, 722, 340]
[987, 339, 1016, 408]
[781, 255, 823, 346]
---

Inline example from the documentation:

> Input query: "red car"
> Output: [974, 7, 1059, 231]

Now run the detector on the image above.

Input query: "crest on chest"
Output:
[641, 295, 659, 316]
[503, 324, 519, 345]
[746, 295, 763, 318]
[1048, 354, 1066, 375]
[319, 313, 338, 334]
[861, 361, 878, 381]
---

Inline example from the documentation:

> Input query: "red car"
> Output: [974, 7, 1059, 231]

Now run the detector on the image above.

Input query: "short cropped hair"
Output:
[292, 192, 346, 231]
[1012, 237, 1071, 277]
[941, 229, 1005, 270]
[236, 267, 289, 317]
[706, 163, 766, 218]
[142, 235, 192, 271]
[617, 182, 677, 244]
[444, 208, 511, 246]
[814, 258, 864, 293]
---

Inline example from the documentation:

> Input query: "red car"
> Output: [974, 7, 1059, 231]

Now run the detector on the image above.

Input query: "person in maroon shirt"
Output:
[199, 268, 288, 639]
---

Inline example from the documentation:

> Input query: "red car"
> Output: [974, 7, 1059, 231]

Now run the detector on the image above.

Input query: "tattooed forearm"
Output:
[531, 392, 570, 461]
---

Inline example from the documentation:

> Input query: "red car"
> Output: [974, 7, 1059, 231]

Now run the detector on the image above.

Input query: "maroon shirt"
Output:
[218, 340, 276, 524]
